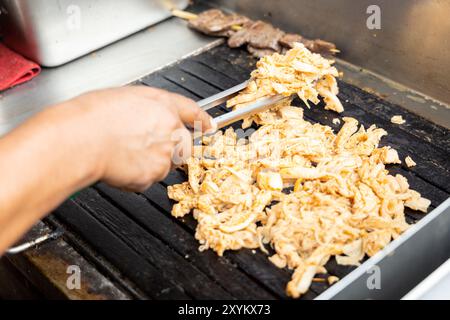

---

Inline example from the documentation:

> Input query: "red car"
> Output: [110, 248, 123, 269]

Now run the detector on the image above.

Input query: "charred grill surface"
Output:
[52, 45, 450, 300]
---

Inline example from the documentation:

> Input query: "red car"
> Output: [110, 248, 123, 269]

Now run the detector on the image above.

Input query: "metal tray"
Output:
[0, 0, 189, 67]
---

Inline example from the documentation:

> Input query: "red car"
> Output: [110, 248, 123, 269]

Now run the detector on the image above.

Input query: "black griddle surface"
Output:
[51, 45, 450, 300]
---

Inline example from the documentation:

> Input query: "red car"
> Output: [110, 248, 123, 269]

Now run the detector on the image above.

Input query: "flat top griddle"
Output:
[50, 45, 450, 300]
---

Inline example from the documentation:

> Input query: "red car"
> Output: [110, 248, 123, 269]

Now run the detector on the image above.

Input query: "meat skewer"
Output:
[172, 9, 339, 58]
[172, 9, 248, 36]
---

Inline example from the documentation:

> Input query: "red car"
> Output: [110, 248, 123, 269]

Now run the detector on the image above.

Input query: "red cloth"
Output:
[0, 43, 41, 91]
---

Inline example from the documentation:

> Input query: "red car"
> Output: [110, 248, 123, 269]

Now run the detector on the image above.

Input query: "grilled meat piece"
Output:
[280, 33, 337, 56]
[228, 21, 285, 52]
[247, 45, 277, 58]
[303, 39, 337, 56]
[188, 9, 250, 37]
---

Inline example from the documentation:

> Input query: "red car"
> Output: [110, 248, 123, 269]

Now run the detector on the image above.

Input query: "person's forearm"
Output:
[0, 101, 102, 255]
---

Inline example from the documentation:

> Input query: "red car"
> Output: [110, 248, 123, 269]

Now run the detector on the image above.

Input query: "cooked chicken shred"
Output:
[391, 115, 406, 125]
[167, 44, 430, 298]
[405, 156, 417, 168]
[332, 118, 341, 125]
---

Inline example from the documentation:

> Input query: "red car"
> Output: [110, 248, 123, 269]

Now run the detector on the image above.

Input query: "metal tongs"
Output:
[197, 81, 290, 130]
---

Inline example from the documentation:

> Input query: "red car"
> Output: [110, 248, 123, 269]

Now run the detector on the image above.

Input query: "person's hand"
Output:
[71, 86, 214, 192]
[0, 85, 216, 254]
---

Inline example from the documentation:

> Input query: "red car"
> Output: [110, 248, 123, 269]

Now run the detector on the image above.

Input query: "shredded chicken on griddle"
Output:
[167, 45, 430, 298]
[227, 43, 343, 128]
